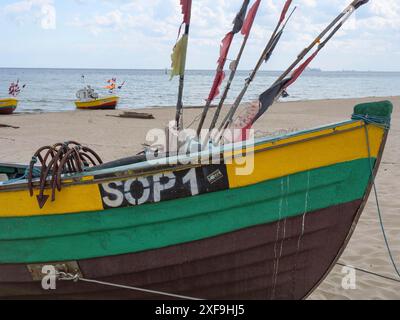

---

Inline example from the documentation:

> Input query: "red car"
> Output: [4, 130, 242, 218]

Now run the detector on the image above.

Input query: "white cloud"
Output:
[1, 0, 399, 70]
[2, 0, 56, 29]
[63, 0, 400, 70]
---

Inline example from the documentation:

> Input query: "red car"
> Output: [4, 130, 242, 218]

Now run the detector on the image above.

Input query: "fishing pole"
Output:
[196, 0, 252, 137]
[174, 0, 193, 131]
[207, 0, 262, 135]
[217, 0, 296, 137]
[275, 0, 369, 86]
[241, 0, 370, 132]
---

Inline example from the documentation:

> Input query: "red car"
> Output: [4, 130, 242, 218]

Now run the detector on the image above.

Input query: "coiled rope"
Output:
[351, 114, 391, 130]
[1, 166, 41, 185]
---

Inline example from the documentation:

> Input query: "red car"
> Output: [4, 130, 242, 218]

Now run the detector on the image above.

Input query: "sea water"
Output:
[1, 68, 399, 113]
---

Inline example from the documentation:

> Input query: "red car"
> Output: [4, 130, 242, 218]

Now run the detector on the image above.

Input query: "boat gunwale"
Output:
[0, 119, 369, 192]
[0, 98, 18, 103]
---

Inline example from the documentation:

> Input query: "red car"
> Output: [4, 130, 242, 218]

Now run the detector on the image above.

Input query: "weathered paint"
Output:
[227, 122, 384, 188]
[0, 122, 384, 218]
[0, 158, 375, 263]
[100, 166, 228, 209]
[0, 200, 363, 300]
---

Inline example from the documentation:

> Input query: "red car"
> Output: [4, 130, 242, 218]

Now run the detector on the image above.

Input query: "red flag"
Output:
[207, 32, 233, 102]
[241, 0, 261, 36]
[180, 0, 192, 24]
[208, 70, 226, 102]
[279, 0, 293, 24]
[218, 32, 234, 66]
[285, 51, 318, 89]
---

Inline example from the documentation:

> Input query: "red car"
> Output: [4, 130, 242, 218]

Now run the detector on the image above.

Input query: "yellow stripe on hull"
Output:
[226, 122, 384, 188]
[0, 121, 385, 218]
[0, 98, 18, 108]
[0, 182, 103, 217]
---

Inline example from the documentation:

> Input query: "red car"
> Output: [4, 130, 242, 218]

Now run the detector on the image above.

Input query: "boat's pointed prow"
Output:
[352, 100, 393, 126]
[351, 100, 393, 171]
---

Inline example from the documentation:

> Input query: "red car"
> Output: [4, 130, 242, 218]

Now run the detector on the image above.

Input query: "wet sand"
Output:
[0, 96, 399, 300]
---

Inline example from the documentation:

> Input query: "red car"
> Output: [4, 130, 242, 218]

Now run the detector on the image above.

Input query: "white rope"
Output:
[56, 272, 203, 301]
[363, 126, 400, 279]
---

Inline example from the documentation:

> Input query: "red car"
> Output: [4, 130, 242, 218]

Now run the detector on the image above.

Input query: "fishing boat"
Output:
[0, 98, 18, 115]
[1, 80, 25, 114]
[0, 0, 390, 300]
[0, 100, 393, 299]
[75, 85, 120, 110]
[75, 96, 120, 110]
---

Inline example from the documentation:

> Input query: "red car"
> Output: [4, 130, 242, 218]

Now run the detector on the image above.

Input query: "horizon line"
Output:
[0, 67, 399, 73]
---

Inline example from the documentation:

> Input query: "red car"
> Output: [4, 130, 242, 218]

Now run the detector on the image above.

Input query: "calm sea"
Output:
[1, 68, 399, 113]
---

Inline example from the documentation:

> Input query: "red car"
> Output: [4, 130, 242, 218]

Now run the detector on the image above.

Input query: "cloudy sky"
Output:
[0, 0, 399, 71]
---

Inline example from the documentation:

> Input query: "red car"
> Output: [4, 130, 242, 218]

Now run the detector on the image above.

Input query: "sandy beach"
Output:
[0, 96, 399, 300]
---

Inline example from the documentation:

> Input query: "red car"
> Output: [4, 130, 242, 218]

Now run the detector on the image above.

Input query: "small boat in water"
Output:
[0, 98, 18, 115]
[75, 85, 119, 110]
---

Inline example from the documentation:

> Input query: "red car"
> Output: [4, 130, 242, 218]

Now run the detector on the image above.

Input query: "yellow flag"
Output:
[170, 35, 188, 79]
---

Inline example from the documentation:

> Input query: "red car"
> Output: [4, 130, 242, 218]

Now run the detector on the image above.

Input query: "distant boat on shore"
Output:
[1, 81, 25, 115]
[0, 98, 18, 115]
[75, 96, 120, 110]
[75, 77, 124, 110]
